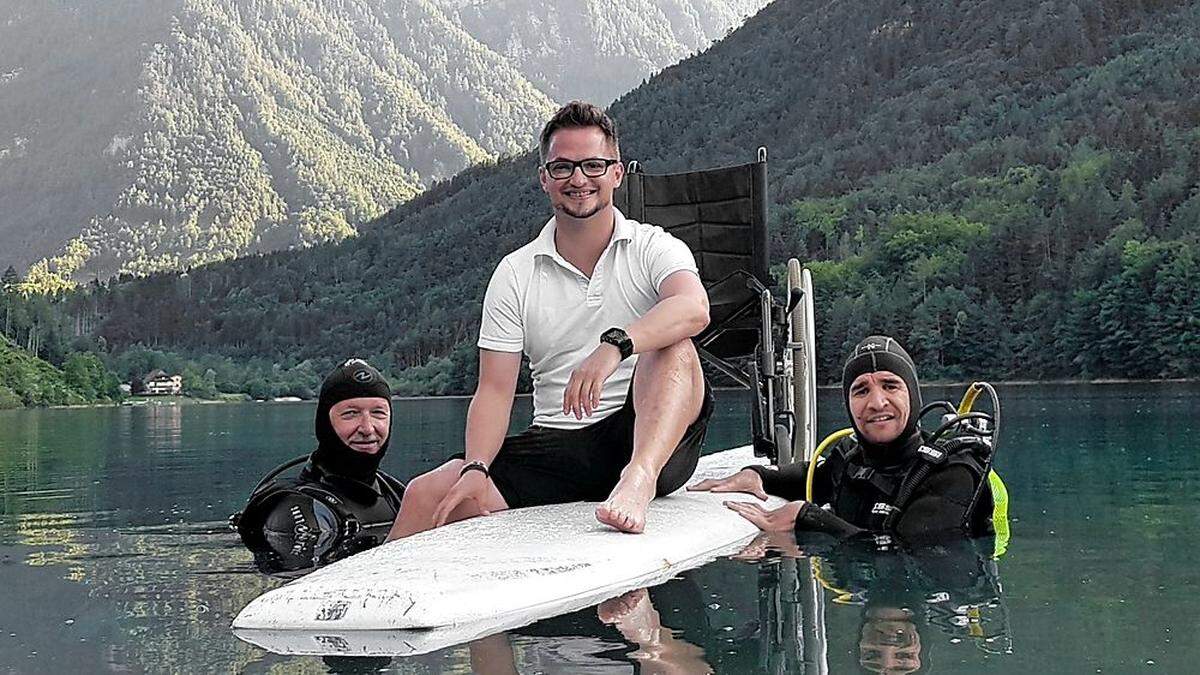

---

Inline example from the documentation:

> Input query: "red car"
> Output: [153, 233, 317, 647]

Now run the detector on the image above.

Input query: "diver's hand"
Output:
[733, 531, 805, 561]
[432, 470, 491, 527]
[688, 469, 769, 500]
[724, 500, 804, 531]
[562, 343, 622, 420]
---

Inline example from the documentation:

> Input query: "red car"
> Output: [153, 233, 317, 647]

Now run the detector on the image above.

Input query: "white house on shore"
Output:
[141, 369, 183, 396]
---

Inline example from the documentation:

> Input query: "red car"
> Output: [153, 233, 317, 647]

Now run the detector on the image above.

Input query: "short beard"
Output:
[555, 199, 607, 221]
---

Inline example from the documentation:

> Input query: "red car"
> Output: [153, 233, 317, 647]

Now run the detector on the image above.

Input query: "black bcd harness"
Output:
[819, 432, 994, 534]
[230, 454, 406, 574]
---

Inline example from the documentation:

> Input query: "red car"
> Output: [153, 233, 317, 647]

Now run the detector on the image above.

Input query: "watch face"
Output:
[601, 328, 631, 358]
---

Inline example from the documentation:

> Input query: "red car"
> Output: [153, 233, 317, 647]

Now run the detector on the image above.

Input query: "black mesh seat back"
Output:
[615, 158, 768, 358]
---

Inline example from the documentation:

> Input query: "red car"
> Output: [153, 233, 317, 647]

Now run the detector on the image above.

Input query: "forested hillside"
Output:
[55, 0, 1200, 394]
[439, 0, 769, 104]
[0, 0, 763, 282]
[0, 335, 120, 409]
[0, 0, 555, 280]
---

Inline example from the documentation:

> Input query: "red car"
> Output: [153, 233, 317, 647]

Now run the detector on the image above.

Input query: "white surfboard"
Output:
[232, 446, 784, 643]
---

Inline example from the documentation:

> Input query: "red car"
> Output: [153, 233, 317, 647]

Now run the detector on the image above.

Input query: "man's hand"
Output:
[432, 470, 492, 527]
[687, 468, 769, 500]
[733, 531, 805, 561]
[562, 342, 623, 419]
[725, 500, 805, 531]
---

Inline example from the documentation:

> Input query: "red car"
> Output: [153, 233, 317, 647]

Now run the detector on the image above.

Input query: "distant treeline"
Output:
[9, 0, 1200, 398]
[0, 282, 122, 407]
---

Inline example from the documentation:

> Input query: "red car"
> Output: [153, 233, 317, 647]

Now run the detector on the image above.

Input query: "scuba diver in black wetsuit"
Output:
[232, 359, 405, 576]
[692, 335, 997, 541]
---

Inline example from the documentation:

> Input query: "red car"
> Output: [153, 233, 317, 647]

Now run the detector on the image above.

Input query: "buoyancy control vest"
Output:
[816, 429, 995, 536]
[231, 455, 405, 576]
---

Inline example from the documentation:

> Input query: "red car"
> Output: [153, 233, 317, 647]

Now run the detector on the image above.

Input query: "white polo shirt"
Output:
[478, 209, 699, 429]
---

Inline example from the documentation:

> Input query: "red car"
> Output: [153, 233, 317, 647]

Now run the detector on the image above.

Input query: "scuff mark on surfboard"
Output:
[315, 601, 349, 621]
[315, 635, 349, 652]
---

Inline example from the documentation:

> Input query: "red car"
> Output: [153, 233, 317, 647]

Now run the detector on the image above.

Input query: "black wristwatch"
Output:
[600, 327, 634, 361]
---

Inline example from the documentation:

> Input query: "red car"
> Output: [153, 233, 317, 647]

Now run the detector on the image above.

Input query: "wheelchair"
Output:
[618, 156, 1011, 553]
[614, 148, 817, 466]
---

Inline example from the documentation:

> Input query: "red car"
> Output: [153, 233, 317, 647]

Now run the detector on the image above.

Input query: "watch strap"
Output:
[601, 327, 634, 360]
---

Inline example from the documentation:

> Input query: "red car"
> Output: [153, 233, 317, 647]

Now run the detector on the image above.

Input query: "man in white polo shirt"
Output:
[386, 101, 711, 537]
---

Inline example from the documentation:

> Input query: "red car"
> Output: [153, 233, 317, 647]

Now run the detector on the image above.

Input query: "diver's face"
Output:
[329, 397, 390, 454]
[859, 608, 922, 674]
[539, 126, 623, 221]
[849, 372, 910, 445]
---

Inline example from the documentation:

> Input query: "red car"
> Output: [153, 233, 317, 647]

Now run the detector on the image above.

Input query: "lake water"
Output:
[1, 383, 1197, 673]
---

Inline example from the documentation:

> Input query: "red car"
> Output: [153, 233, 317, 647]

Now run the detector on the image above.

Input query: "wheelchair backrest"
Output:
[615, 150, 771, 357]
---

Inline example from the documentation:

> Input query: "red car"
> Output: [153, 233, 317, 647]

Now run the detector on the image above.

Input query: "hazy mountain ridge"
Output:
[441, 0, 770, 104]
[0, 0, 179, 278]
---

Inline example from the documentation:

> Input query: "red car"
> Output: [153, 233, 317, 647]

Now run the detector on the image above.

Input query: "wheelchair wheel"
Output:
[788, 259, 818, 461]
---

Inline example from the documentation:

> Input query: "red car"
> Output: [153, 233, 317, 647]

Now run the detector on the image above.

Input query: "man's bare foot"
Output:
[598, 587, 714, 674]
[597, 588, 651, 625]
[597, 588, 659, 644]
[597, 465, 657, 533]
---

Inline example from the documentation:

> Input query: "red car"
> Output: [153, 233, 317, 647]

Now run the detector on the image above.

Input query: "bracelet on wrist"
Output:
[460, 460, 490, 479]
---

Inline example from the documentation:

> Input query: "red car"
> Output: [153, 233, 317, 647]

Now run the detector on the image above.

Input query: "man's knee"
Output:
[640, 339, 700, 373]
[404, 462, 462, 506]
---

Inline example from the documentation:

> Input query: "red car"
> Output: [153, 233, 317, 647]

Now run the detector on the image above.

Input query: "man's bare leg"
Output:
[468, 632, 519, 675]
[598, 588, 713, 674]
[596, 339, 704, 533]
[385, 459, 509, 541]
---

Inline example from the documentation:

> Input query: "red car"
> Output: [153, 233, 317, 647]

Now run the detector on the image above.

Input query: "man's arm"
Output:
[425, 349, 521, 527]
[625, 270, 710, 354]
[745, 462, 811, 502]
[463, 349, 522, 466]
[562, 270, 708, 419]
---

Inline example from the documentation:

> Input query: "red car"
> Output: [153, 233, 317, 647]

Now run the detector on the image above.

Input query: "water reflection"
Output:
[3, 384, 1200, 672]
[232, 530, 1011, 675]
[805, 535, 1009, 672]
[470, 585, 713, 674]
[135, 403, 185, 453]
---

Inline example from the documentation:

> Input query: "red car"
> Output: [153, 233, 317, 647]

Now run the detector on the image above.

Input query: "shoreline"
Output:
[17, 376, 1197, 411]
[817, 376, 1200, 389]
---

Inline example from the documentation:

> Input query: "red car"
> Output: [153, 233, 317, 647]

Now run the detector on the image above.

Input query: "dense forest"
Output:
[11, 0, 1200, 400]
[0, 274, 121, 407]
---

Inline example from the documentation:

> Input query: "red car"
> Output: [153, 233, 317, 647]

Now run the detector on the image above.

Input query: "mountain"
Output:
[0, 0, 556, 279]
[1, 0, 766, 282]
[437, 0, 770, 104]
[71, 0, 1200, 392]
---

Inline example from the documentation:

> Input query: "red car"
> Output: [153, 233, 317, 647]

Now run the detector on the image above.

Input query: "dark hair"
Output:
[538, 100, 619, 161]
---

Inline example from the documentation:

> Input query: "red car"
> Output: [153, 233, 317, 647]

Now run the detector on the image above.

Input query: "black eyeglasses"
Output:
[543, 158, 620, 180]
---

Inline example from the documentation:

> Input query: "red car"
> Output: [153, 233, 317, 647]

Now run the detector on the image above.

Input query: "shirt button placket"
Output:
[586, 255, 606, 307]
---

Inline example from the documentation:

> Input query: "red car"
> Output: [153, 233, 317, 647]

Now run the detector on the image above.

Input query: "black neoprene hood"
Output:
[310, 358, 393, 483]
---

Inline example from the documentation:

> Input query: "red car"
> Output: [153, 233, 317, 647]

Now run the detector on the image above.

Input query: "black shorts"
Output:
[474, 378, 713, 509]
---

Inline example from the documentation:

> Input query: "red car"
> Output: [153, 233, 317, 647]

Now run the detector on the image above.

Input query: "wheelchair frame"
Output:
[615, 148, 816, 466]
